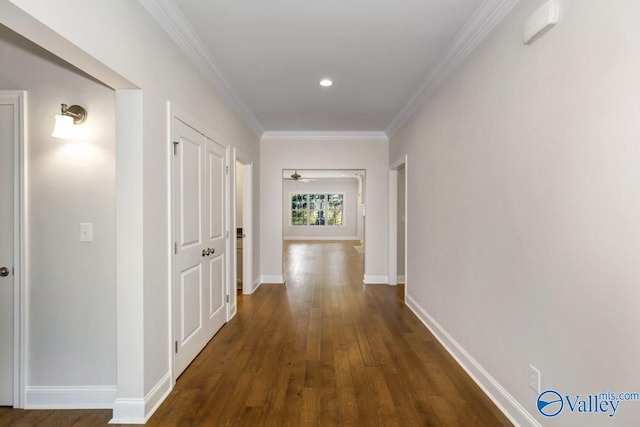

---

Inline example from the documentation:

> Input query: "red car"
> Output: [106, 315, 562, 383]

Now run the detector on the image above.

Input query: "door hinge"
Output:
[225, 230, 229, 239]
[225, 165, 229, 175]
[172, 140, 180, 155]
[175, 340, 178, 354]
[174, 242, 178, 254]
[226, 295, 229, 303]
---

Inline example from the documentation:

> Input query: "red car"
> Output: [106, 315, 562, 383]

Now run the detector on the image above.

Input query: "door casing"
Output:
[168, 102, 231, 384]
[0, 90, 26, 408]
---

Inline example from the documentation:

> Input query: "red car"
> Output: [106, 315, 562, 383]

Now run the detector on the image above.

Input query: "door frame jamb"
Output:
[1, 90, 26, 408]
[389, 155, 408, 293]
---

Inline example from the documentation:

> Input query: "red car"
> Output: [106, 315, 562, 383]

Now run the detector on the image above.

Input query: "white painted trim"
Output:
[363, 275, 388, 285]
[403, 159, 408, 303]
[165, 102, 175, 388]
[388, 155, 407, 295]
[168, 103, 233, 150]
[111, 398, 145, 424]
[283, 236, 360, 241]
[251, 277, 261, 294]
[17, 91, 27, 409]
[168, 103, 233, 381]
[1, 91, 27, 408]
[260, 275, 285, 285]
[405, 294, 541, 427]
[389, 155, 409, 299]
[25, 386, 117, 409]
[230, 150, 238, 313]
[241, 163, 253, 296]
[111, 373, 171, 424]
[386, 0, 521, 136]
[139, 0, 263, 136]
[389, 155, 407, 171]
[144, 373, 172, 422]
[115, 89, 145, 412]
[261, 131, 389, 142]
[225, 145, 233, 322]
[388, 170, 398, 287]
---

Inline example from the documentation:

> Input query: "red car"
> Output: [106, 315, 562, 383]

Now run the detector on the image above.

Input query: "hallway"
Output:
[147, 240, 511, 426]
[0, 241, 511, 426]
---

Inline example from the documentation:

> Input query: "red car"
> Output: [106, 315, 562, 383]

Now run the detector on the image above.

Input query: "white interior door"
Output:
[172, 117, 227, 379]
[0, 96, 16, 405]
[203, 137, 227, 338]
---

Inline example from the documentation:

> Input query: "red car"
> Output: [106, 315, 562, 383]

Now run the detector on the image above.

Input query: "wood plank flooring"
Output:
[0, 241, 512, 426]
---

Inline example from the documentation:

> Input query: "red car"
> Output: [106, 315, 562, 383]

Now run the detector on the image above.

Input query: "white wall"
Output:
[391, 1, 640, 425]
[0, 24, 116, 393]
[0, 0, 260, 419]
[283, 179, 359, 240]
[261, 136, 389, 284]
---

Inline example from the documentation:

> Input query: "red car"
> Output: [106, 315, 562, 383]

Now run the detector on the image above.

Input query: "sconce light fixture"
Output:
[52, 103, 87, 139]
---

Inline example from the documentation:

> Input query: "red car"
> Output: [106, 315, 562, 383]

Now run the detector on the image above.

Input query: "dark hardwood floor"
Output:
[0, 241, 512, 426]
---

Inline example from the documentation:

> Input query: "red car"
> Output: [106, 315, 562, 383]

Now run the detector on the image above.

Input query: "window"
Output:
[291, 193, 344, 226]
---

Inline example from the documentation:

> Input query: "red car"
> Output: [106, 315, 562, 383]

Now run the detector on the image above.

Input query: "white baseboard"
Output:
[283, 236, 360, 241]
[397, 275, 405, 284]
[110, 397, 145, 424]
[24, 385, 116, 409]
[242, 277, 260, 294]
[260, 275, 284, 284]
[405, 294, 541, 427]
[363, 275, 388, 284]
[110, 373, 171, 424]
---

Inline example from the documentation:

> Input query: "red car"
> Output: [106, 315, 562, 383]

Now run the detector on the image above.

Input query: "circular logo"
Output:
[537, 390, 564, 417]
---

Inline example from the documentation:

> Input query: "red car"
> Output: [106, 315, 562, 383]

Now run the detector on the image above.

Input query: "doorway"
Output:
[389, 156, 408, 292]
[235, 159, 253, 295]
[397, 165, 406, 285]
[281, 169, 366, 277]
[0, 91, 24, 408]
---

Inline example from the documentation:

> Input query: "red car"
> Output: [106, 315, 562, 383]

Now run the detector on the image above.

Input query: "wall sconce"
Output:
[52, 103, 87, 139]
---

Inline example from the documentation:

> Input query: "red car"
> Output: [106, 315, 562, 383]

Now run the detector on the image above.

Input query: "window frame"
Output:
[289, 192, 345, 227]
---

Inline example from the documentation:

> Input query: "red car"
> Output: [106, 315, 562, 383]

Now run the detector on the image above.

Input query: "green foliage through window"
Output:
[291, 193, 344, 226]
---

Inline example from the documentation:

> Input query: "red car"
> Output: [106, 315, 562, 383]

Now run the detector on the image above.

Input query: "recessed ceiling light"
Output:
[319, 79, 333, 87]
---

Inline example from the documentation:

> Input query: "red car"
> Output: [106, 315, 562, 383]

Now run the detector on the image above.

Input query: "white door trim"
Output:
[167, 102, 231, 385]
[241, 163, 253, 295]
[234, 151, 253, 295]
[388, 170, 398, 286]
[1, 90, 26, 408]
[389, 155, 408, 293]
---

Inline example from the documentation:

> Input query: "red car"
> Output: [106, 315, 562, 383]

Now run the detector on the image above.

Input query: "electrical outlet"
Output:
[529, 365, 541, 393]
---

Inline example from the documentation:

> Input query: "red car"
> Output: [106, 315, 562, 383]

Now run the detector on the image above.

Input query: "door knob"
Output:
[0, 267, 9, 277]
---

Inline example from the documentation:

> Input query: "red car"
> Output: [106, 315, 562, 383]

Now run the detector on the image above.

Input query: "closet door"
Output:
[172, 118, 227, 379]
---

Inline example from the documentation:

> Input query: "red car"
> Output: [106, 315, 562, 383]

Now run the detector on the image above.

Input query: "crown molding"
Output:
[385, 0, 521, 137]
[139, 0, 264, 136]
[261, 131, 389, 143]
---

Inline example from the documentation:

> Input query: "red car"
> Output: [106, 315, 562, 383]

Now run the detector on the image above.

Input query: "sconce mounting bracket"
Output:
[61, 104, 87, 124]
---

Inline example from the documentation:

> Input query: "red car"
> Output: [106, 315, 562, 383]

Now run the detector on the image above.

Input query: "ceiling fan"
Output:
[284, 170, 312, 182]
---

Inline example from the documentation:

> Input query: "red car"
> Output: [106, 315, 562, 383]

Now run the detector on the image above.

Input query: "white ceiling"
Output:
[142, 0, 518, 135]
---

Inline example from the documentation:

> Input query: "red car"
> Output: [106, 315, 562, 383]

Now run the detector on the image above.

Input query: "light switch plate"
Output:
[529, 365, 541, 393]
[80, 223, 93, 242]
